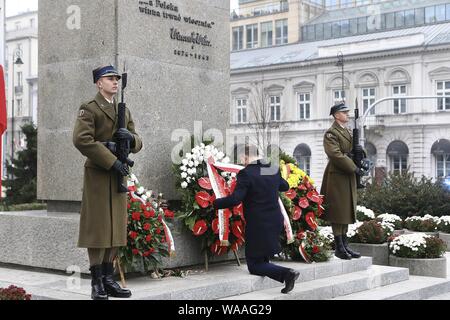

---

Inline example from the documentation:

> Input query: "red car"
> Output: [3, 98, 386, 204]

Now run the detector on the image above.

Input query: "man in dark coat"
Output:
[321, 102, 365, 260]
[213, 145, 300, 294]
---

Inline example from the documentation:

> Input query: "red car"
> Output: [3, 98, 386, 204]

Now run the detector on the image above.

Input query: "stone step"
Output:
[0, 257, 372, 300]
[426, 292, 450, 300]
[332, 275, 450, 300]
[220, 265, 409, 300]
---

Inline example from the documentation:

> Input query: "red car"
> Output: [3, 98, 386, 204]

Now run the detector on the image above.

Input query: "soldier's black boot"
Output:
[90, 265, 108, 300]
[102, 262, 132, 298]
[334, 235, 352, 260]
[342, 235, 361, 258]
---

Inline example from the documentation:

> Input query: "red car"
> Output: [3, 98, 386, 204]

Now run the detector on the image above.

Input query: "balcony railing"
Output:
[231, 1, 289, 21]
[15, 86, 23, 95]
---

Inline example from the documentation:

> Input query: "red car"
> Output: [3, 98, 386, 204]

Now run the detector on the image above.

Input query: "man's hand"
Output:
[115, 128, 135, 143]
[112, 160, 130, 176]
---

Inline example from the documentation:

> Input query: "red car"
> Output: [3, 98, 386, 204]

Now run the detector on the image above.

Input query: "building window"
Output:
[415, 7, 425, 25]
[437, 81, 450, 111]
[436, 154, 450, 178]
[332, 21, 340, 38]
[232, 26, 244, 51]
[393, 85, 407, 114]
[270, 95, 281, 121]
[447, 4, 450, 20]
[324, 22, 332, 39]
[293, 144, 311, 176]
[275, 19, 288, 45]
[365, 142, 377, 178]
[333, 89, 345, 105]
[358, 16, 367, 33]
[17, 99, 22, 117]
[236, 98, 247, 124]
[30, 18, 35, 28]
[436, 4, 446, 22]
[395, 11, 405, 28]
[350, 18, 358, 35]
[15, 22, 21, 30]
[431, 139, 450, 178]
[298, 93, 311, 120]
[362, 88, 376, 115]
[246, 24, 258, 49]
[405, 10, 415, 26]
[385, 12, 395, 29]
[315, 23, 324, 41]
[261, 21, 273, 47]
[425, 6, 436, 24]
[387, 140, 409, 174]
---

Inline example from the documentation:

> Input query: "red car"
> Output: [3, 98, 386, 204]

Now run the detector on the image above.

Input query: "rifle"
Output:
[115, 69, 135, 193]
[352, 98, 372, 189]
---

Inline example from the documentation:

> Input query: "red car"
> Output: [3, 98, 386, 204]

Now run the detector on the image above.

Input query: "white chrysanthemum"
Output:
[318, 226, 334, 243]
[217, 151, 224, 160]
[129, 173, 138, 183]
[186, 153, 193, 160]
[222, 156, 230, 164]
[356, 205, 375, 219]
[347, 222, 364, 238]
[439, 216, 450, 225]
[188, 161, 194, 168]
[377, 213, 402, 224]
[389, 233, 429, 254]
[145, 191, 153, 198]
[137, 186, 145, 194]
[181, 172, 188, 179]
[181, 182, 188, 189]
[182, 159, 188, 166]
[141, 194, 148, 202]
[194, 160, 199, 167]
[198, 156, 204, 162]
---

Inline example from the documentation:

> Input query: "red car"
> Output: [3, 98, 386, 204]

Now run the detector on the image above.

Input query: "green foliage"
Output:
[0, 202, 47, 212]
[358, 170, 450, 220]
[3, 123, 37, 205]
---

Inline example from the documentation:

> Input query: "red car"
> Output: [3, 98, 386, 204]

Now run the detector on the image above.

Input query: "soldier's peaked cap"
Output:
[330, 102, 351, 116]
[93, 65, 121, 83]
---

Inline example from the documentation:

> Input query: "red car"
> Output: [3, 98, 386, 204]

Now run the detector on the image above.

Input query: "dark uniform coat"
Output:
[73, 92, 143, 248]
[214, 161, 290, 258]
[320, 121, 358, 225]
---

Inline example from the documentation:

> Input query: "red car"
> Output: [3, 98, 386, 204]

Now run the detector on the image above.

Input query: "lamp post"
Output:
[10, 49, 24, 166]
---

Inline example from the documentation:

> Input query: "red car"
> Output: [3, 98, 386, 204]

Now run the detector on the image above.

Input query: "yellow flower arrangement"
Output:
[280, 160, 315, 188]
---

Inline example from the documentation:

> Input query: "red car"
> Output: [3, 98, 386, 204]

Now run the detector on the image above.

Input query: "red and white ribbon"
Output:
[207, 157, 294, 246]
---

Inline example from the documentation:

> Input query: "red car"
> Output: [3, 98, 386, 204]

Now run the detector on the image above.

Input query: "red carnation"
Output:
[129, 231, 138, 240]
[143, 223, 151, 231]
[312, 245, 320, 254]
[164, 209, 175, 219]
[158, 215, 163, 222]
[156, 228, 162, 235]
[198, 177, 212, 190]
[127, 203, 131, 209]
[297, 231, 306, 240]
[193, 220, 208, 236]
[144, 209, 155, 219]
[145, 235, 152, 242]
[132, 212, 141, 221]
[132, 249, 140, 255]
[285, 189, 297, 200]
[128, 185, 136, 192]
[292, 206, 302, 221]
[195, 191, 211, 208]
[298, 197, 309, 209]
[306, 212, 318, 231]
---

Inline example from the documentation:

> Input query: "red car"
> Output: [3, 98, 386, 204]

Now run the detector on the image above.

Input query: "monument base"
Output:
[0, 211, 244, 274]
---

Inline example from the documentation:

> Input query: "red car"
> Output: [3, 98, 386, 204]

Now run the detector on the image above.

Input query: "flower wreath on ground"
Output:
[174, 142, 246, 257]
[278, 153, 332, 263]
[118, 173, 175, 274]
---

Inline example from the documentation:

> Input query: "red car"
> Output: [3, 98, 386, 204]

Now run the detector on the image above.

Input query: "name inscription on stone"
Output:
[138, 0, 216, 62]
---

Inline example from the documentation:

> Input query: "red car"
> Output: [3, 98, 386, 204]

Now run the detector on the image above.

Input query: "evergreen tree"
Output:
[3, 123, 37, 205]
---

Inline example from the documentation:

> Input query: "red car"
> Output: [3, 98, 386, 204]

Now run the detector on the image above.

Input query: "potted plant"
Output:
[347, 220, 394, 265]
[404, 215, 439, 236]
[437, 216, 450, 251]
[388, 233, 447, 278]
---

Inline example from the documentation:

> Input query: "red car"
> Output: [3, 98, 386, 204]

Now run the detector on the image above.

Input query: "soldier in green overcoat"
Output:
[320, 103, 366, 260]
[73, 65, 143, 300]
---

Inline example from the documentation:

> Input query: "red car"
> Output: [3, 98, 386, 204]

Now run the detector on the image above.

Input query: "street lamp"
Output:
[10, 49, 24, 165]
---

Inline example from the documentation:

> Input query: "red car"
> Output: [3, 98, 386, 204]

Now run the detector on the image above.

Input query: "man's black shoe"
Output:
[281, 269, 300, 294]
[102, 263, 132, 298]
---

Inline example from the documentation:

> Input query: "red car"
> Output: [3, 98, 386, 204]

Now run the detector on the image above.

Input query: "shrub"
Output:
[438, 216, 450, 233]
[404, 215, 439, 232]
[0, 203, 47, 212]
[0, 285, 31, 300]
[350, 220, 393, 244]
[376, 213, 403, 230]
[358, 170, 450, 220]
[389, 234, 446, 259]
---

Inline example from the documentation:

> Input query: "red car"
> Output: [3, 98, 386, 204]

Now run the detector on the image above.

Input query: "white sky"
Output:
[5, 0, 38, 17]
[231, 0, 238, 10]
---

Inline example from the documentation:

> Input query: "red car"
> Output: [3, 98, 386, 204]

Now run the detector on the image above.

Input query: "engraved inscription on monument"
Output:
[138, 0, 216, 62]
